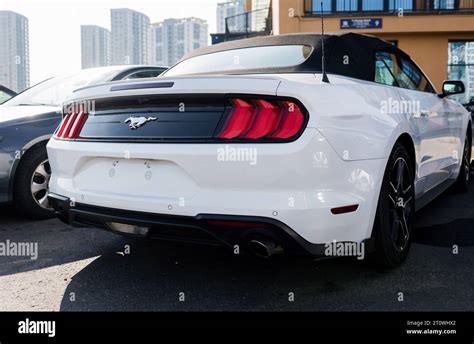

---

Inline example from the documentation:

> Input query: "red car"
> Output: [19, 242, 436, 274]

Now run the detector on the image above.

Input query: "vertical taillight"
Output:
[216, 97, 306, 141]
[55, 114, 72, 138]
[54, 111, 88, 139]
[271, 101, 305, 139]
[217, 99, 255, 139]
[242, 99, 280, 139]
[68, 112, 88, 138]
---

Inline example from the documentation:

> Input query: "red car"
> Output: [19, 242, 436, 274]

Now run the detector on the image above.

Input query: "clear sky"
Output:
[1, 0, 219, 85]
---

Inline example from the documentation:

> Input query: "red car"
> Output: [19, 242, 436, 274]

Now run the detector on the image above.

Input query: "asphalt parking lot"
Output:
[0, 182, 473, 312]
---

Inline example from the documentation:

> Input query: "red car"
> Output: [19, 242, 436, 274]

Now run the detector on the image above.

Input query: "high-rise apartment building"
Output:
[81, 25, 111, 69]
[151, 17, 208, 67]
[0, 11, 30, 92]
[111, 8, 150, 65]
[216, 0, 246, 33]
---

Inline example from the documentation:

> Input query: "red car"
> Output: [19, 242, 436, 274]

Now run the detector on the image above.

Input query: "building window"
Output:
[312, 0, 332, 12]
[176, 26, 184, 41]
[389, 0, 413, 10]
[362, 0, 384, 10]
[336, 0, 358, 11]
[448, 41, 474, 104]
[434, 0, 455, 9]
[312, 0, 358, 12]
[193, 24, 201, 40]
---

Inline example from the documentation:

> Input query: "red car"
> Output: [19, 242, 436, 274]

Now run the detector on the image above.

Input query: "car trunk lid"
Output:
[62, 75, 282, 142]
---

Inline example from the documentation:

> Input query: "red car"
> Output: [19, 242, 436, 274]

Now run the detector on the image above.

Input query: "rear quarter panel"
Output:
[277, 73, 470, 197]
[277, 74, 414, 161]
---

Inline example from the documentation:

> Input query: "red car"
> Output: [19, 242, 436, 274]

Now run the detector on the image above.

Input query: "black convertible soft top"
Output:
[182, 32, 410, 82]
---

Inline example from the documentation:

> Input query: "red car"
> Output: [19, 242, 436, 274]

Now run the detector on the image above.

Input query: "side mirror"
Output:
[439, 80, 465, 98]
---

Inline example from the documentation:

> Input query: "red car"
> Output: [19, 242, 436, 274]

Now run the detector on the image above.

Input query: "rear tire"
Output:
[451, 134, 471, 193]
[371, 142, 415, 268]
[13, 145, 55, 220]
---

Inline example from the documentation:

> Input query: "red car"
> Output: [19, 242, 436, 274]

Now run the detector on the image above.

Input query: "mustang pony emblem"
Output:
[124, 116, 157, 129]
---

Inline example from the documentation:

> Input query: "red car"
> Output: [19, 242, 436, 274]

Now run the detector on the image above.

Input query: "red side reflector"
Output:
[206, 220, 271, 228]
[242, 99, 281, 139]
[217, 98, 255, 139]
[68, 112, 88, 138]
[270, 101, 305, 139]
[331, 204, 359, 215]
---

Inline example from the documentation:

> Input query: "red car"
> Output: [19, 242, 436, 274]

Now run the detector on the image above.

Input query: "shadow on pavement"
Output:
[59, 240, 386, 311]
[412, 176, 474, 247]
[58, 234, 473, 311]
[413, 218, 474, 247]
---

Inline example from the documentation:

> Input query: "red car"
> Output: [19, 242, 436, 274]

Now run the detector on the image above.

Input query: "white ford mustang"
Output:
[47, 33, 471, 267]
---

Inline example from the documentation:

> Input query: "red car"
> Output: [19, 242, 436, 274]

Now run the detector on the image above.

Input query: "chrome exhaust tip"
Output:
[248, 238, 282, 258]
[107, 222, 149, 236]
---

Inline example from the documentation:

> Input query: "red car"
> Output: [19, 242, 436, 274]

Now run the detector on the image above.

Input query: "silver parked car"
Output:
[0, 65, 167, 219]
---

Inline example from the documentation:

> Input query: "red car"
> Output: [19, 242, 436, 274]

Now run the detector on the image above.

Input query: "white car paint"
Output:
[46, 73, 470, 246]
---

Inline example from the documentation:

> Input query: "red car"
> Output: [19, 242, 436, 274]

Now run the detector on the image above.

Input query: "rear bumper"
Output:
[48, 192, 365, 255]
[47, 128, 387, 245]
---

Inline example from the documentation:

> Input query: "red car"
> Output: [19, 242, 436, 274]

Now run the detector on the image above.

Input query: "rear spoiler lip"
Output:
[109, 82, 174, 92]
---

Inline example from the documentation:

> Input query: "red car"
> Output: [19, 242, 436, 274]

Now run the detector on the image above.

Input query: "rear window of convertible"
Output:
[164, 45, 313, 76]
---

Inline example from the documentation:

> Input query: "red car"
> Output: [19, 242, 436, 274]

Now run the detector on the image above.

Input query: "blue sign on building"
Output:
[340, 18, 383, 29]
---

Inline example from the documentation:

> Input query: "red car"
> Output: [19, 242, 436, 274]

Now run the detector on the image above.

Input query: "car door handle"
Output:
[414, 110, 431, 118]
[420, 109, 431, 117]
